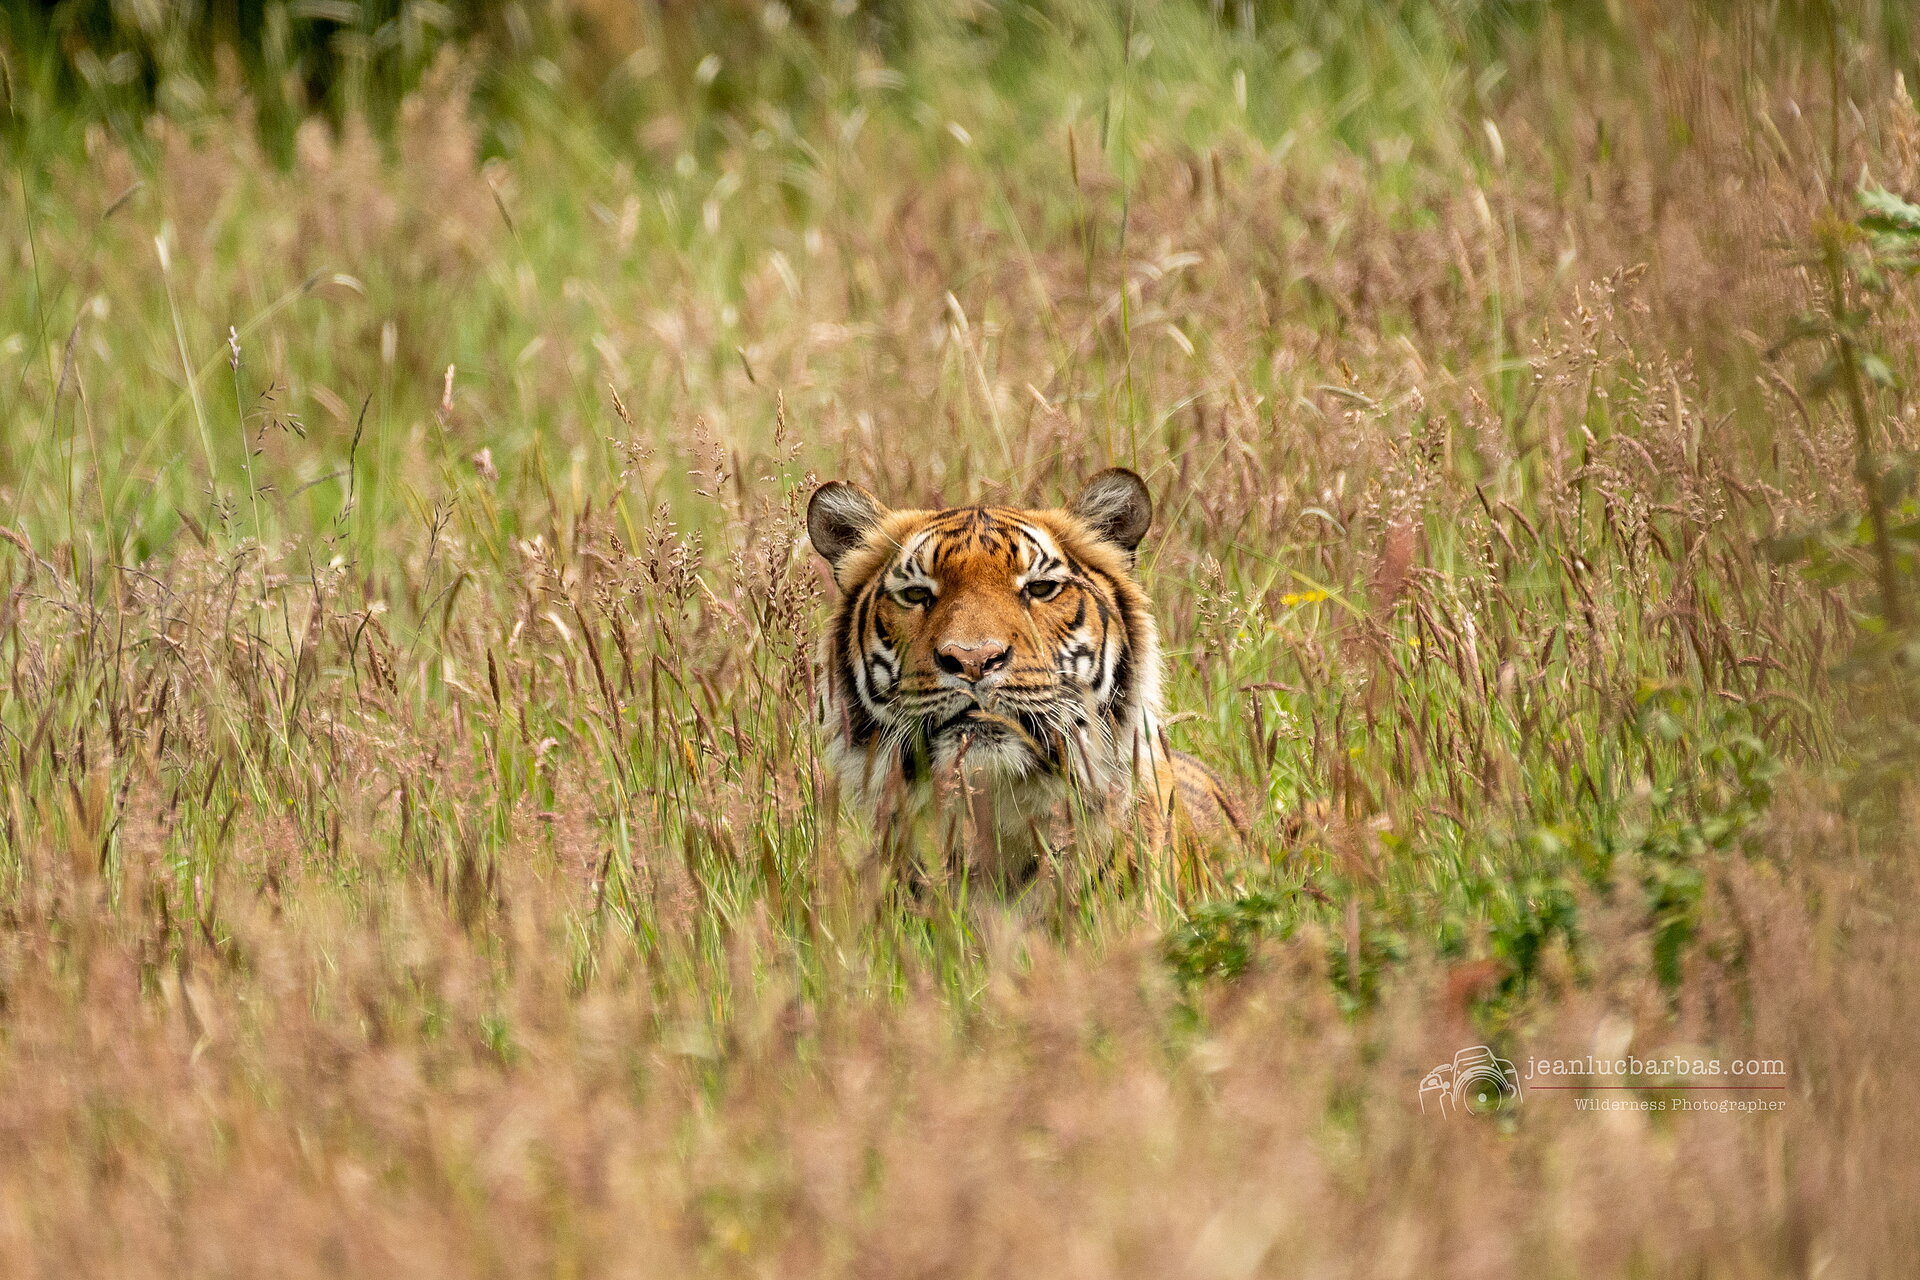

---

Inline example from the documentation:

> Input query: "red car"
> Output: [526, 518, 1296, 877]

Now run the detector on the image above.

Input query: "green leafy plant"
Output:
[1164, 885, 1305, 987]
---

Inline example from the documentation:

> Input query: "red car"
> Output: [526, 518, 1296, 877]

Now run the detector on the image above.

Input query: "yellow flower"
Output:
[1280, 590, 1328, 607]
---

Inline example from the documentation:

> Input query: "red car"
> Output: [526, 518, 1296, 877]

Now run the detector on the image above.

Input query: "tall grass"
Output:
[2, 1, 1919, 1273]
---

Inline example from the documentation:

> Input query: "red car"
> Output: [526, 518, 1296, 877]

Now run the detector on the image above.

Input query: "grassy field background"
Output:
[3, 0, 1920, 1273]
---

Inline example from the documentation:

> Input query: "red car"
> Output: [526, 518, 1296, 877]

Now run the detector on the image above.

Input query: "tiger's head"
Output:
[807, 469, 1164, 807]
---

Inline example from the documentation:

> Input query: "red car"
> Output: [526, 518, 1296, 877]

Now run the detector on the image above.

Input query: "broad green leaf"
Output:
[1859, 183, 1920, 236]
[1861, 352, 1898, 387]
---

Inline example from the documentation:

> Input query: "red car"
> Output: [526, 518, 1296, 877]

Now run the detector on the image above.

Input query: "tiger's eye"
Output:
[1024, 579, 1063, 602]
[896, 586, 935, 607]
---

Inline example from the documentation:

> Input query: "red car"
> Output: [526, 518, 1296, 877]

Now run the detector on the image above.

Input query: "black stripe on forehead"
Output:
[934, 508, 1006, 569]
[899, 508, 1068, 577]
[897, 512, 971, 575]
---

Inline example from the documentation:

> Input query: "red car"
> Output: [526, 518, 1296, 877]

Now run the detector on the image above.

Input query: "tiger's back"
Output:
[1166, 750, 1247, 840]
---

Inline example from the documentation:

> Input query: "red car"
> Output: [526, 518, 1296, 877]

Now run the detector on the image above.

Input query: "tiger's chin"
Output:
[923, 710, 1051, 781]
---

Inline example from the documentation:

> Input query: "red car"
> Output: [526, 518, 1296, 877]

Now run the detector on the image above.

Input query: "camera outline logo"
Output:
[1419, 1045, 1523, 1116]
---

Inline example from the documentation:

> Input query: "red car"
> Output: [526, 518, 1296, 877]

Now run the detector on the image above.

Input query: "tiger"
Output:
[807, 466, 1244, 886]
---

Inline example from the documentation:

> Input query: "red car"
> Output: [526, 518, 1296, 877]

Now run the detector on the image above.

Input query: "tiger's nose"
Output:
[935, 638, 1011, 682]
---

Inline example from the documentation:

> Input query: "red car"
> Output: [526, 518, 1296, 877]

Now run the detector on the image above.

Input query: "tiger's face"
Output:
[808, 469, 1163, 802]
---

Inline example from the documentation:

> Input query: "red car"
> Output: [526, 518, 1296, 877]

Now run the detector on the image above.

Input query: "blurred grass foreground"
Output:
[3, 0, 1920, 1274]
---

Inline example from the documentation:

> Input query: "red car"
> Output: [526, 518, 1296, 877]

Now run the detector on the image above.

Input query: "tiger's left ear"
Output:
[1069, 468, 1153, 555]
[807, 481, 888, 582]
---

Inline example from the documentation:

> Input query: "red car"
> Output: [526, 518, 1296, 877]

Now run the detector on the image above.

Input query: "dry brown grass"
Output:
[2, 806, 1915, 1275]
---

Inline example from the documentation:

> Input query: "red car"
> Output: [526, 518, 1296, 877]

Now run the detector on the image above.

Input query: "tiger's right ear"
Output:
[807, 481, 887, 579]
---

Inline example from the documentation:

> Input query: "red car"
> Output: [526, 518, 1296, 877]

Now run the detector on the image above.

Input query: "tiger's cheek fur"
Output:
[1042, 584, 1112, 693]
